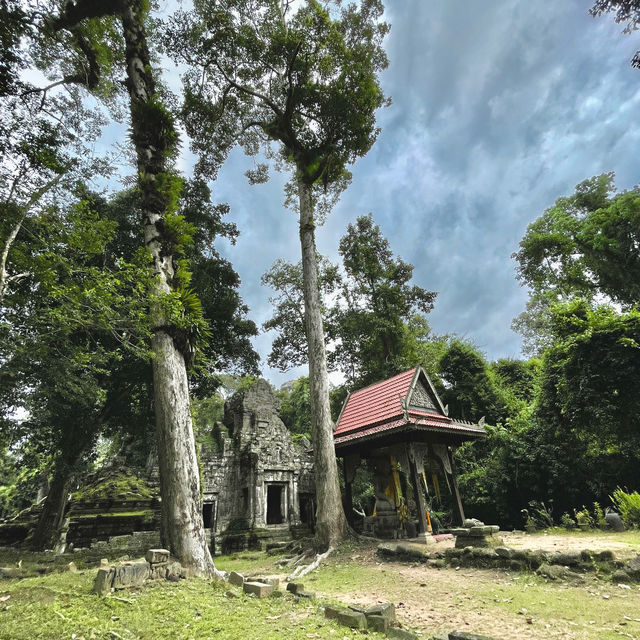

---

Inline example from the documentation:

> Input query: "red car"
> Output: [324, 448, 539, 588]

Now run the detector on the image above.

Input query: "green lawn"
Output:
[1, 534, 639, 640]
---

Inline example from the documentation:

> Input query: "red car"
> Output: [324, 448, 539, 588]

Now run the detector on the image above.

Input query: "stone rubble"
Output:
[91, 548, 182, 596]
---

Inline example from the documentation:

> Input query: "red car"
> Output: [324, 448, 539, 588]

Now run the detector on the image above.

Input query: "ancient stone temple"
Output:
[200, 379, 315, 553]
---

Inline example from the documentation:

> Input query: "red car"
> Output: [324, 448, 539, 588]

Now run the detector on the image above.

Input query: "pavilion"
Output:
[334, 366, 485, 539]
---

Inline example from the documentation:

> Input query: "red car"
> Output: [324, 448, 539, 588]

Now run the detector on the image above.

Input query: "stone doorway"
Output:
[266, 484, 286, 525]
[203, 501, 216, 529]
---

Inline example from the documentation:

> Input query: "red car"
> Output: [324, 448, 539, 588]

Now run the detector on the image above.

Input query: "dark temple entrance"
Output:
[266, 485, 284, 524]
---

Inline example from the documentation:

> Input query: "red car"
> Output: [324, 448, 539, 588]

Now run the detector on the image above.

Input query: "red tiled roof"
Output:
[334, 367, 486, 447]
[333, 417, 484, 447]
[334, 368, 417, 437]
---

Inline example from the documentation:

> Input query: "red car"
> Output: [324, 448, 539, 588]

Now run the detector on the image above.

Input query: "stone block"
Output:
[366, 602, 396, 621]
[324, 604, 344, 620]
[243, 581, 275, 598]
[612, 569, 631, 582]
[92, 567, 115, 596]
[286, 582, 304, 594]
[228, 571, 245, 586]
[396, 543, 431, 559]
[367, 615, 389, 632]
[386, 627, 418, 639]
[494, 547, 513, 559]
[145, 549, 170, 565]
[297, 590, 315, 600]
[606, 512, 625, 532]
[112, 561, 149, 589]
[536, 563, 567, 580]
[337, 610, 367, 629]
[166, 561, 183, 581]
[469, 526, 492, 537]
[67, 562, 78, 573]
[149, 563, 168, 580]
[626, 555, 640, 579]
[449, 632, 496, 640]
[463, 518, 484, 528]
[252, 575, 279, 588]
[596, 550, 615, 562]
[377, 542, 399, 557]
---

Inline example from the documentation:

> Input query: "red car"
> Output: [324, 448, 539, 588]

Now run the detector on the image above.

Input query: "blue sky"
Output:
[105, 1, 640, 387]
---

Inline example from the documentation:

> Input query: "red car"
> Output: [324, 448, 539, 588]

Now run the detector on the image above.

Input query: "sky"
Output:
[103, 0, 640, 388]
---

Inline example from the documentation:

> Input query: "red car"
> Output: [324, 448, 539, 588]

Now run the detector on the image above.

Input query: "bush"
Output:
[610, 487, 640, 527]
[560, 512, 576, 529]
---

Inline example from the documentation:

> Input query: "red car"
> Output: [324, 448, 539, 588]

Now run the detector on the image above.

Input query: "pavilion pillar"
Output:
[448, 446, 465, 525]
[408, 445, 428, 535]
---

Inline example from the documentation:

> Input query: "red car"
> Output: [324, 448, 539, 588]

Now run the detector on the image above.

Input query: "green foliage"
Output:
[514, 174, 640, 310]
[131, 96, 179, 159]
[332, 214, 437, 387]
[574, 507, 594, 528]
[262, 256, 341, 371]
[610, 487, 640, 527]
[560, 512, 576, 529]
[262, 214, 442, 388]
[277, 377, 312, 437]
[169, 0, 389, 193]
[438, 340, 508, 425]
[192, 392, 225, 451]
[590, 1, 640, 68]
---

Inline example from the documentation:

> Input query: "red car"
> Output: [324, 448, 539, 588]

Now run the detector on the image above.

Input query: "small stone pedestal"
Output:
[452, 523, 501, 548]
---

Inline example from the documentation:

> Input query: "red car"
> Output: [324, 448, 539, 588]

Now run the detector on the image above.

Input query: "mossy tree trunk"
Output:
[119, 1, 214, 576]
[52, 0, 215, 575]
[298, 177, 347, 549]
[29, 461, 76, 551]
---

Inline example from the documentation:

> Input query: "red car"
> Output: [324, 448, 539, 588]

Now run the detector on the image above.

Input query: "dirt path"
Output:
[306, 538, 640, 640]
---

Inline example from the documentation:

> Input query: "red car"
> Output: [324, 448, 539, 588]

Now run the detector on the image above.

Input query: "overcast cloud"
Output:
[173, 1, 640, 387]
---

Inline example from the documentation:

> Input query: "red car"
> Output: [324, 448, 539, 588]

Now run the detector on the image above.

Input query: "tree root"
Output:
[287, 546, 334, 581]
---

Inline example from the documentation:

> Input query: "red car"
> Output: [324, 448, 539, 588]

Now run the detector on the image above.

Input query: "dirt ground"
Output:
[419, 530, 639, 558]
[303, 533, 640, 640]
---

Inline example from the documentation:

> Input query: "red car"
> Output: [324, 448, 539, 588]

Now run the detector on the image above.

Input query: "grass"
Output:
[1, 533, 640, 639]
[0, 569, 385, 640]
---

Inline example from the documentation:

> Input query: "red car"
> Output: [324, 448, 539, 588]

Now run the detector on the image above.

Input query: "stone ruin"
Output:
[0, 379, 315, 556]
[200, 379, 316, 553]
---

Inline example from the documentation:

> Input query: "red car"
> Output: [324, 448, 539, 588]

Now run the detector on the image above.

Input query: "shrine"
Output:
[334, 366, 485, 540]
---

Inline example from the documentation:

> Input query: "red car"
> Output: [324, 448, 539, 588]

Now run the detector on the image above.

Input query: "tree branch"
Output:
[0, 167, 71, 305]
[213, 59, 283, 118]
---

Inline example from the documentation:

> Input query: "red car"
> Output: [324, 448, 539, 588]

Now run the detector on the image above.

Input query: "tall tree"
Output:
[262, 215, 440, 387]
[335, 214, 436, 386]
[262, 256, 341, 372]
[514, 174, 640, 308]
[48, 0, 217, 574]
[169, 0, 390, 548]
[0, 192, 152, 549]
[0, 0, 107, 307]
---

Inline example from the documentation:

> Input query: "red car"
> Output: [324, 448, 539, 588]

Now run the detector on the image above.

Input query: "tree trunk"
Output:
[298, 176, 347, 549]
[29, 465, 73, 551]
[120, 0, 214, 576]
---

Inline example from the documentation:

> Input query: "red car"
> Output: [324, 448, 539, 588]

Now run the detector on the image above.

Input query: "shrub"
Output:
[574, 507, 593, 528]
[610, 487, 640, 527]
[593, 502, 607, 527]
[560, 512, 576, 529]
